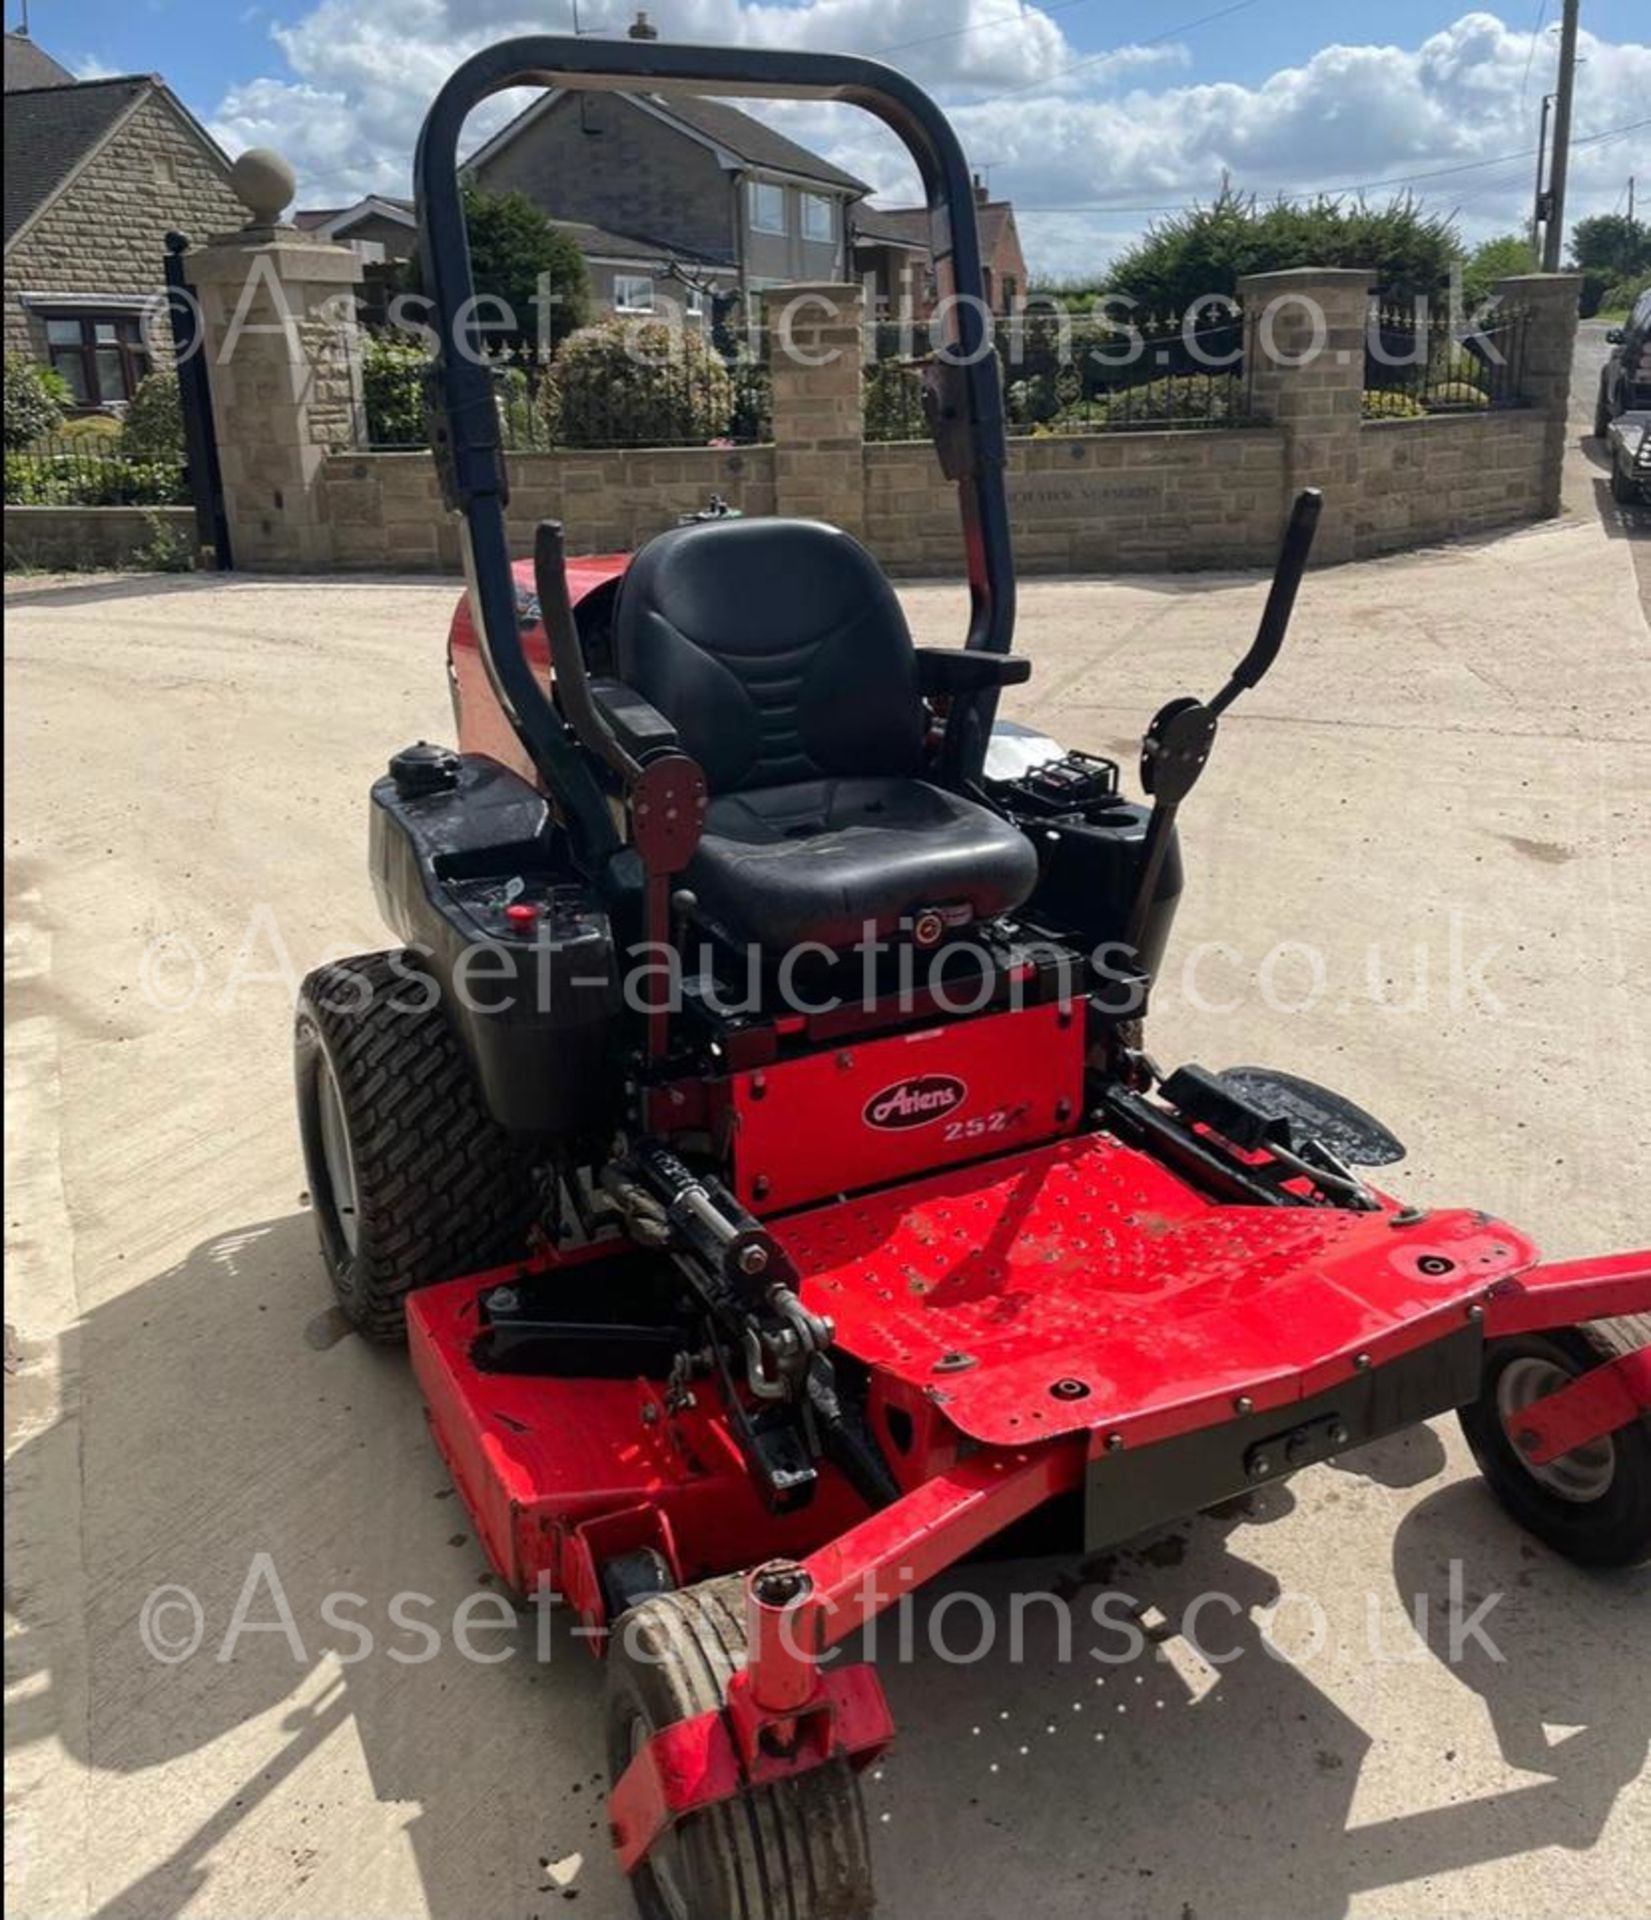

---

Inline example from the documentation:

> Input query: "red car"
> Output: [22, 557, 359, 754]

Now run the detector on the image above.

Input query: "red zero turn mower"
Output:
[293, 36, 1651, 1920]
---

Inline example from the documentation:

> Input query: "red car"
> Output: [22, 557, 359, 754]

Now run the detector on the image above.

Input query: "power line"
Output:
[1005, 116, 1651, 214]
[873, 0, 1100, 59]
[985, 0, 1261, 101]
[1519, 0, 1549, 108]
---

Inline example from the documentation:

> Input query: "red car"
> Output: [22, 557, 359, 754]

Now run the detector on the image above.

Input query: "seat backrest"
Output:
[613, 517, 925, 794]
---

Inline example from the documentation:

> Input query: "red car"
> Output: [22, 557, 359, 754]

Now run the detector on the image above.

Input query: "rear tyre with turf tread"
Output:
[606, 1574, 876, 1920]
[1459, 1315, 1651, 1568]
[294, 949, 540, 1344]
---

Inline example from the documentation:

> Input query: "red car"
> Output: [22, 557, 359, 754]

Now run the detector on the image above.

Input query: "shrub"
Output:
[361, 331, 428, 446]
[131, 510, 196, 572]
[864, 359, 924, 440]
[1427, 381, 1490, 411]
[458, 183, 591, 352]
[1006, 362, 1082, 428]
[59, 412, 123, 441]
[489, 358, 541, 448]
[389, 183, 593, 354]
[4, 356, 68, 450]
[120, 371, 184, 459]
[1090, 374, 1234, 428]
[726, 358, 771, 445]
[3, 448, 187, 506]
[1362, 389, 1426, 420]
[1102, 188, 1463, 315]
[550, 321, 734, 447]
[1460, 233, 1538, 311]
[1600, 277, 1648, 319]
[1577, 267, 1619, 320]
[1438, 344, 1490, 390]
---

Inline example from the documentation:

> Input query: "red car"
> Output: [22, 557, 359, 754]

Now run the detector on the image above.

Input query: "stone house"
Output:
[4, 37, 243, 403]
[853, 178, 1030, 319]
[295, 196, 423, 266]
[295, 192, 736, 326]
[464, 85, 868, 308]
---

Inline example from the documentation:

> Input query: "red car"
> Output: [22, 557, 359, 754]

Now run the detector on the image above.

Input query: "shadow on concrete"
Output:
[6, 1213, 1644, 1920]
[2, 570, 452, 613]
[3, 1212, 611, 1920]
[1587, 473, 1651, 545]
[2, 573, 233, 612]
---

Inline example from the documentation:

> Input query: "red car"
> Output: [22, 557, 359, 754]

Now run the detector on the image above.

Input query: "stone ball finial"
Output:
[231, 148, 297, 226]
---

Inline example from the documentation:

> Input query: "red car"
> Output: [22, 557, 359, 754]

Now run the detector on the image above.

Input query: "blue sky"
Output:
[23, 0, 1650, 108]
[14, 0, 1649, 275]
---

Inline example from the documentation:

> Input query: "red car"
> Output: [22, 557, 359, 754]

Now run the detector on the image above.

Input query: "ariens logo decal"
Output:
[863, 1075, 967, 1131]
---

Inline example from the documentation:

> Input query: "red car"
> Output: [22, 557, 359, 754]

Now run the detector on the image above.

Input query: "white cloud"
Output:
[208, 5, 1649, 275]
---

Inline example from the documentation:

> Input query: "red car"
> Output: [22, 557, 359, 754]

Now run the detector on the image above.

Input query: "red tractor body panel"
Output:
[729, 999, 1085, 1214]
[446, 553, 630, 782]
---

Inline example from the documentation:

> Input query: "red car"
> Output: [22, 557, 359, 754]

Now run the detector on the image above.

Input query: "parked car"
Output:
[1605, 409, 1651, 507]
[1595, 288, 1651, 435]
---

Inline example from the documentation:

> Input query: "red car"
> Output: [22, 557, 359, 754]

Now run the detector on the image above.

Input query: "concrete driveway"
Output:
[6, 336, 1648, 1920]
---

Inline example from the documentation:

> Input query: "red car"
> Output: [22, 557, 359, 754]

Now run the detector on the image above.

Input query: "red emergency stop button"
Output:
[505, 902, 539, 930]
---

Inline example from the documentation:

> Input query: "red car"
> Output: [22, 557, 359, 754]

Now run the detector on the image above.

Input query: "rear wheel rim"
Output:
[316, 1053, 360, 1258]
[629, 1715, 690, 1920]
[1497, 1356, 1616, 1503]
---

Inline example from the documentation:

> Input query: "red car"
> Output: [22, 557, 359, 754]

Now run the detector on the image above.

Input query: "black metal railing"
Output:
[4, 429, 189, 507]
[1363, 304, 1528, 418]
[360, 328, 772, 452]
[865, 309, 1251, 441]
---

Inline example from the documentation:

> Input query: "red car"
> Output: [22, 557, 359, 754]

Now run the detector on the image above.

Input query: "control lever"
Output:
[537, 519, 705, 1062]
[1123, 489, 1322, 959]
[1207, 487, 1322, 717]
[534, 519, 641, 783]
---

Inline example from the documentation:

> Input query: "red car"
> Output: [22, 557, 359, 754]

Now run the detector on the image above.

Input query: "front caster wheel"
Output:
[1459, 1318, 1651, 1568]
[606, 1576, 876, 1920]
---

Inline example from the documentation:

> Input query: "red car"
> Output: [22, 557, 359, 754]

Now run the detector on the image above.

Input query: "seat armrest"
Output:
[589, 678, 680, 761]
[914, 648, 1032, 696]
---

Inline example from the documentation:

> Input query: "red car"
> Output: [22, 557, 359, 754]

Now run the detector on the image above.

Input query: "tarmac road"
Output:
[5, 331, 1648, 1920]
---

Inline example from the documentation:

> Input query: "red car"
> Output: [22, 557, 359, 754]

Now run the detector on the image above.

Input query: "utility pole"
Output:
[1541, 0, 1580, 272]
[1531, 92, 1554, 257]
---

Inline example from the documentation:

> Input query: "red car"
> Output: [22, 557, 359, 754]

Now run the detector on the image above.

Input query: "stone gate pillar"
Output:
[763, 284, 866, 538]
[1238, 266, 1373, 565]
[185, 151, 364, 569]
[1492, 272, 1583, 519]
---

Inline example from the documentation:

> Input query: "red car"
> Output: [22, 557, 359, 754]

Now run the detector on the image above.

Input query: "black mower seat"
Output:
[613, 517, 1037, 952]
[691, 775, 1035, 953]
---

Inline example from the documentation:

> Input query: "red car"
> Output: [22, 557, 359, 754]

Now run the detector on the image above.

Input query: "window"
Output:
[801, 192, 835, 243]
[684, 285, 705, 318]
[614, 274, 655, 313]
[43, 311, 151, 407]
[749, 181, 788, 235]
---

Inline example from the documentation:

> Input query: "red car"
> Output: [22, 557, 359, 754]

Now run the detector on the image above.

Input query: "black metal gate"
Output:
[163, 231, 232, 568]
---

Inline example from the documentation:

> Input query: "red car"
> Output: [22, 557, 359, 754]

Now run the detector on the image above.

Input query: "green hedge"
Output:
[4, 448, 187, 506]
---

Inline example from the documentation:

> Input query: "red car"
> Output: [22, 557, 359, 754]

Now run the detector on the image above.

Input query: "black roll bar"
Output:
[413, 37, 1016, 858]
